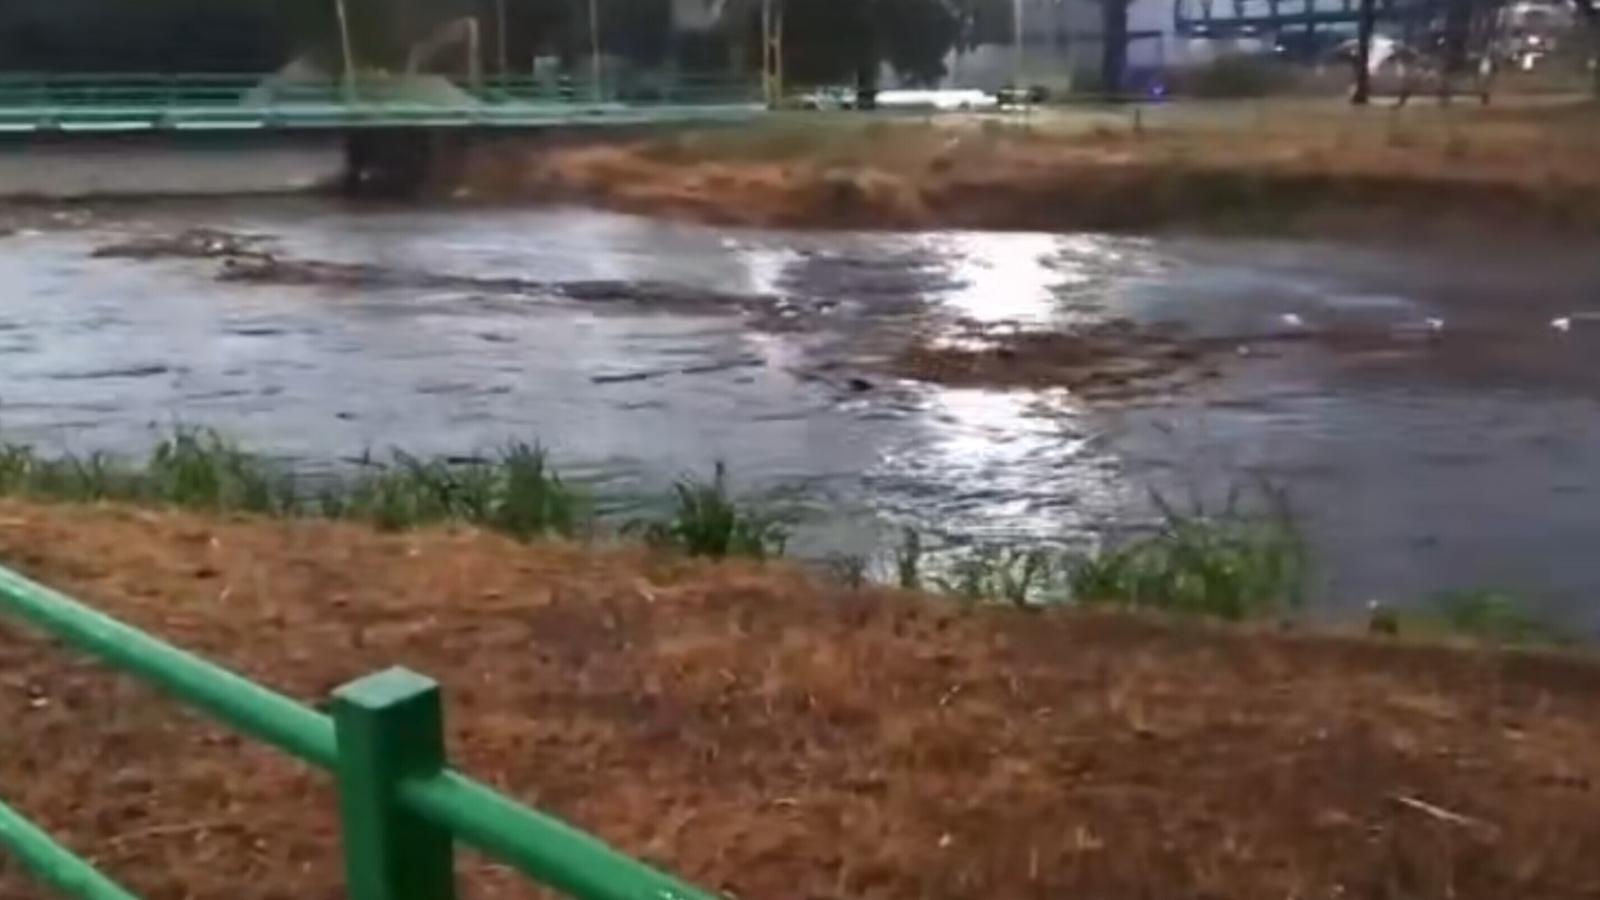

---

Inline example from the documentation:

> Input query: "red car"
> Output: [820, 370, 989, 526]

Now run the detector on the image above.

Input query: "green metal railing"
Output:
[0, 564, 719, 900]
[0, 72, 763, 132]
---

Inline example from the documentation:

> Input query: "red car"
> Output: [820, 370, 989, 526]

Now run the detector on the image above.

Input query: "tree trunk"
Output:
[1590, 19, 1600, 99]
[1572, 0, 1600, 98]
[1352, 0, 1376, 104]
[1100, 0, 1128, 96]
[1440, 0, 1470, 103]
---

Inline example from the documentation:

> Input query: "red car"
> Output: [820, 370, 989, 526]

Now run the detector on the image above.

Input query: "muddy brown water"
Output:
[2, 197, 1599, 630]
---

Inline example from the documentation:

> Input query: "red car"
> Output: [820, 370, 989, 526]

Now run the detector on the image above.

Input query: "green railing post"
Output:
[0, 798, 140, 900]
[333, 668, 457, 900]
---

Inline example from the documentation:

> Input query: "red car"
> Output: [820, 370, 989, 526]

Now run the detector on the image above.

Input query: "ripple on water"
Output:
[867, 387, 1126, 544]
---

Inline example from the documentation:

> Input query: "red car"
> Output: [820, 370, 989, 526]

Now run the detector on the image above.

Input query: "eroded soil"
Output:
[456, 103, 1600, 233]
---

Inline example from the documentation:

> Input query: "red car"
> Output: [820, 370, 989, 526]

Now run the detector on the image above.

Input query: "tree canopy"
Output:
[0, 0, 1013, 84]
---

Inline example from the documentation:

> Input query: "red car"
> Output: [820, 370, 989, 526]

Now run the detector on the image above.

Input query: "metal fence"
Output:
[0, 564, 718, 900]
[0, 72, 763, 132]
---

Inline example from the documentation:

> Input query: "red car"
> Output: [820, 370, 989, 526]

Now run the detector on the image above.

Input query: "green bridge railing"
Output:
[0, 565, 719, 900]
[0, 72, 763, 132]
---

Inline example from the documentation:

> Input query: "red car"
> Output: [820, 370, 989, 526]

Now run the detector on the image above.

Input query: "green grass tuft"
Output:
[145, 428, 299, 514]
[934, 547, 1055, 608]
[629, 463, 787, 560]
[0, 430, 590, 541]
[1372, 589, 1566, 647]
[1068, 483, 1308, 621]
[328, 443, 588, 539]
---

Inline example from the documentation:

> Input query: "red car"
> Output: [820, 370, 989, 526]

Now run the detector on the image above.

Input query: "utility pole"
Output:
[495, 0, 509, 79]
[588, 0, 602, 101]
[759, 0, 784, 107]
[1013, 0, 1025, 86]
[1352, 0, 1376, 103]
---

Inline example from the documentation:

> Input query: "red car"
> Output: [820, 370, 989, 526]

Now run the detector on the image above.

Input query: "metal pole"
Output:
[335, 0, 358, 102]
[0, 565, 338, 767]
[1353, 0, 1376, 104]
[1013, 0, 1024, 86]
[761, 0, 773, 106]
[334, 669, 457, 900]
[589, 0, 602, 101]
[0, 798, 140, 900]
[495, 0, 509, 79]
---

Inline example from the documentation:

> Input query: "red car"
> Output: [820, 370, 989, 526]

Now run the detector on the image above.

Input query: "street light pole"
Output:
[335, 0, 357, 102]
[1013, 0, 1025, 86]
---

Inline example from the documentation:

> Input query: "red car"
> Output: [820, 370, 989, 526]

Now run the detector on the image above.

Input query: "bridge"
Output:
[1171, 0, 1457, 50]
[0, 73, 762, 134]
[0, 70, 763, 194]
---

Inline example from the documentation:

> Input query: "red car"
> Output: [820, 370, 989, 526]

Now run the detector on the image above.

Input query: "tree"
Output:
[1101, 0, 1131, 94]
[770, 0, 972, 87]
[1352, 0, 1376, 104]
[875, 0, 961, 84]
[1576, 0, 1600, 98]
[0, 0, 295, 71]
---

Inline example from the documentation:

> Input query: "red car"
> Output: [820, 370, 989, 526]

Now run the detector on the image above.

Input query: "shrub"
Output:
[1182, 55, 1301, 99]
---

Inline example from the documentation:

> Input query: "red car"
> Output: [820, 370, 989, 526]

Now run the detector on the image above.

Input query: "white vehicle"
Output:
[875, 89, 996, 110]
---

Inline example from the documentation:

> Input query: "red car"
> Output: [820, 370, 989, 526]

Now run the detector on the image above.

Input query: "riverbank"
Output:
[458, 100, 1600, 233]
[0, 499, 1595, 898]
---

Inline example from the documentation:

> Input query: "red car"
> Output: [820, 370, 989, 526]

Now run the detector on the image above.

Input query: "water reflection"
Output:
[10, 201, 1600, 630]
[868, 386, 1123, 546]
[918, 231, 1165, 327]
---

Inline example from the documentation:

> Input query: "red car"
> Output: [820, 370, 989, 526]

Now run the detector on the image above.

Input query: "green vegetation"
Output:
[628, 464, 788, 560]
[0, 430, 297, 514]
[0, 429, 593, 542]
[1370, 589, 1567, 647]
[322, 444, 587, 539]
[0, 431, 796, 559]
[861, 484, 1308, 618]
[0, 431, 1579, 644]
[1065, 486, 1308, 621]
[893, 527, 924, 591]
[935, 547, 1054, 608]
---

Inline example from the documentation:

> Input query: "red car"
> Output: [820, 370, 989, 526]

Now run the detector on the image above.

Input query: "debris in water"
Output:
[893, 320, 1223, 399]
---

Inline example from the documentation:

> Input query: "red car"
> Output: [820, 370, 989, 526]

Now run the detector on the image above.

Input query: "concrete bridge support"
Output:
[342, 129, 469, 197]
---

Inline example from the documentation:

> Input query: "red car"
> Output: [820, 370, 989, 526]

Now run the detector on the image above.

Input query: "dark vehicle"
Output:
[997, 84, 1049, 106]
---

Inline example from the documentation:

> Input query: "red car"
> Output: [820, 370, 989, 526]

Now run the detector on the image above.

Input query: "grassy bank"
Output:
[0, 500, 1595, 899]
[0, 429, 1565, 645]
[459, 100, 1600, 232]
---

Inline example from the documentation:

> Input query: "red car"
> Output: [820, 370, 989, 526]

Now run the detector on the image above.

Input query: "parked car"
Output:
[996, 84, 1049, 107]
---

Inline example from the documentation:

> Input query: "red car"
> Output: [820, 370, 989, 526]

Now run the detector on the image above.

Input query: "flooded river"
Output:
[3, 198, 1599, 629]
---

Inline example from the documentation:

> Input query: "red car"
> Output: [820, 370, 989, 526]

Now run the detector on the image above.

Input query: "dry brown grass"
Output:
[458, 102, 1600, 232]
[0, 500, 1596, 898]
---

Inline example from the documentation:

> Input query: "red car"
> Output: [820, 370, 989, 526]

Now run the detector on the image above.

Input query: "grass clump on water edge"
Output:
[0, 430, 798, 558]
[0, 430, 592, 541]
[1066, 483, 1309, 621]
[1369, 588, 1567, 647]
[628, 463, 788, 560]
[324, 443, 588, 539]
[0, 429, 297, 514]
